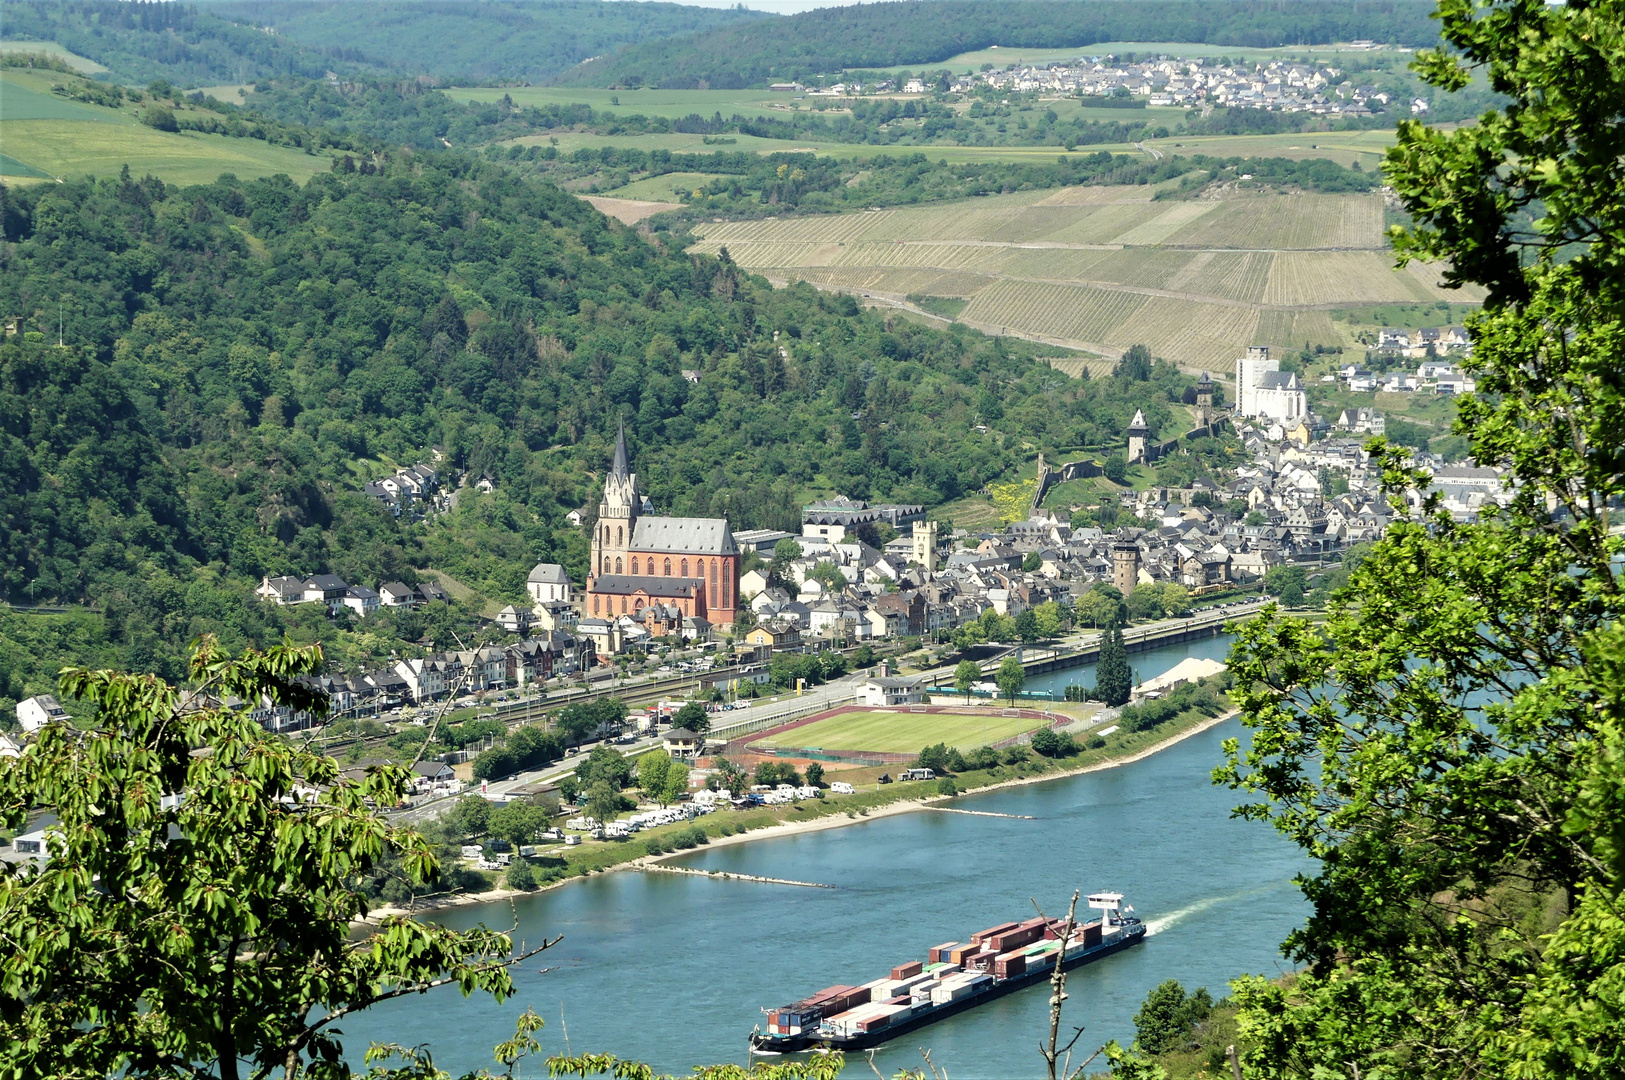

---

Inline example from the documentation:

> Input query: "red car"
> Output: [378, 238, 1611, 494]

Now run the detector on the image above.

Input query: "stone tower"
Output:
[911, 520, 939, 572]
[1112, 540, 1141, 595]
[1195, 370, 1214, 427]
[593, 419, 639, 577]
[1126, 408, 1151, 465]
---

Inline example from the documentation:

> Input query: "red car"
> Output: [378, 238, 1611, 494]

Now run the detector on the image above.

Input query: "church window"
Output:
[616, 526, 622, 546]
[615, 557, 622, 574]
[620, 597, 626, 614]
[681, 559, 688, 577]
[710, 561, 718, 607]
[593, 595, 600, 614]
[631, 557, 639, 575]
[664, 558, 671, 576]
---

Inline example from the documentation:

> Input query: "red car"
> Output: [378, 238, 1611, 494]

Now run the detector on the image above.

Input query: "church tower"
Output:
[911, 520, 939, 572]
[1195, 370, 1214, 427]
[1126, 409, 1151, 465]
[593, 420, 639, 577]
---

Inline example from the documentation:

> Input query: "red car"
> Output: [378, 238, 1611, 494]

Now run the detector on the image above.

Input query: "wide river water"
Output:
[342, 632, 1308, 1077]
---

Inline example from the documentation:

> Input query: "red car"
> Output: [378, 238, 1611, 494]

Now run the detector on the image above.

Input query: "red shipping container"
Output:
[1083, 921, 1103, 947]
[891, 960, 924, 980]
[971, 921, 1020, 944]
[993, 951, 1027, 979]
[988, 924, 1045, 953]
[928, 942, 959, 964]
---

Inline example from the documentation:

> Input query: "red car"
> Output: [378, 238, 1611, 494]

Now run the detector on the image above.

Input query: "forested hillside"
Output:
[0, 157, 1189, 695]
[204, 0, 769, 85]
[3, 0, 378, 86]
[3, 0, 765, 87]
[557, 0, 1440, 89]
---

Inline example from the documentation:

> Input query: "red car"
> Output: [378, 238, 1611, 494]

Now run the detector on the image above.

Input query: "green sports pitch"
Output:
[767, 708, 1043, 755]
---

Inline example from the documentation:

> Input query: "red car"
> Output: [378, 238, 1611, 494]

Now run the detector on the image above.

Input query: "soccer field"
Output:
[771, 709, 1043, 755]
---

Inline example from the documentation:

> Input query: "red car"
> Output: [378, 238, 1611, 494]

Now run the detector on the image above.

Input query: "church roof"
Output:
[590, 575, 701, 598]
[528, 562, 569, 584]
[630, 516, 738, 556]
[1258, 371, 1302, 391]
[610, 418, 630, 478]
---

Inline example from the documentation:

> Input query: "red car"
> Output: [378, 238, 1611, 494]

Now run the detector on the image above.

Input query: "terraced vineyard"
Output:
[689, 187, 1483, 368]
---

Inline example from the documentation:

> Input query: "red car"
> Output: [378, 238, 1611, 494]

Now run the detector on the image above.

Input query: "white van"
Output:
[830, 781, 855, 795]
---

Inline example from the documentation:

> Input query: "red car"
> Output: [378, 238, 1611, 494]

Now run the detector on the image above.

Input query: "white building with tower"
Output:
[1235, 346, 1307, 423]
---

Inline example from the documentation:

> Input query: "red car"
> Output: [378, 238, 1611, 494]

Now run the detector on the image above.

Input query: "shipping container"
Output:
[891, 960, 924, 981]
[927, 942, 960, 964]
[970, 921, 1020, 944]
[993, 951, 1027, 979]
[947, 944, 982, 966]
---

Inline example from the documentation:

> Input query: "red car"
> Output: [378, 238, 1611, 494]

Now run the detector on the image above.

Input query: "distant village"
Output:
[778, 47, 1423, 116]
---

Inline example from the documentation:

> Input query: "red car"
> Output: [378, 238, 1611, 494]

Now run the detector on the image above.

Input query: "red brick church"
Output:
[585, 423, 741, 629]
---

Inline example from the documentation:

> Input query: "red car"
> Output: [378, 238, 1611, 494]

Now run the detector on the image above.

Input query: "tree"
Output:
[583, 781, 621, 826]
[1132, 980, 1212, 1054]
[659, 761, 689, 805]
[472, 746, 519, 781]
[504, 858, 537, 891]
[1093, 623, 1131, 707]
[0, 639, 546, 1079]
[1029, 727, 1061, 757]
[769, 538, 803, 587]
[1263, 564, 1308, 603]
[1126, 583, 1165, 622]
[1158, 582, 1192, 618]
[1022, 550, 1044, 572]
[1113, 343, 1152, 381]
[916, 743, 952, 774]
[448, 794, 492, 839]
[488, 803, 543, 848]
[1216, 0, 1625, 1071]
[673, 699, 709, 735]
[1102, 452, 1129, 485]
[636, 749, 672, 801]
[1013, 609, 1041, 643]
[141, 105, 179, 132]
[804, 761, 825, 787]
[1032, 600, 1066, 639]
[954, 659, 981, 703]
[995, 655, 1026, 703]
[556, 774, 581, 806]
[808, 560, 846, 592]
[1243, 509, 1267, 526]
[711, 755, 749, 796]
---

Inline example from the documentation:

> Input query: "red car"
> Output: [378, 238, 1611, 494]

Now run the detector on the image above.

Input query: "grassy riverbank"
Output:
[374, 702, 1235, 920]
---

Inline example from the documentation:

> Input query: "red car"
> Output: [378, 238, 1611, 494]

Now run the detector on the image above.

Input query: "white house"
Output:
[338, 586, 379, 618]
[0, 733, 20, 759]
[526, 563, 572, 605]
[859, 676, 926, 707]
[497, 605, 534, 634]
[16, 694, 67, 734]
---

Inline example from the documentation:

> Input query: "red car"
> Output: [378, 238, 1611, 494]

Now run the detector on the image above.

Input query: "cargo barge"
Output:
[752, 893, 1144, 1053]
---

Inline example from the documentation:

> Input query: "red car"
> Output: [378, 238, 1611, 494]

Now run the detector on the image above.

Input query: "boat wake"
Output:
[1143, 896, 1223, 937]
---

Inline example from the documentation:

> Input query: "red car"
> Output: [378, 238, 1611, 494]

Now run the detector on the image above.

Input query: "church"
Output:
[585, 423, 742, 630]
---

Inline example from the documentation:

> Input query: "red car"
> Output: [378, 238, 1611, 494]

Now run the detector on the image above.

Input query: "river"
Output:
[342, 632, 1307, 1077]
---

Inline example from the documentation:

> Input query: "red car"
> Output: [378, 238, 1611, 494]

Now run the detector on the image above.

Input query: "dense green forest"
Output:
[3, 0, 379, 86]
[555, 0, 1442, 89]
[203, 0, 767, 85]
[0, 156, 1202, 705]
[3, 0, 762, 87]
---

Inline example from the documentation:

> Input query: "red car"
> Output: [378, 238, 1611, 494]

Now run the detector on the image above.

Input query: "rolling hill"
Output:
[553, 0, 1441, 89]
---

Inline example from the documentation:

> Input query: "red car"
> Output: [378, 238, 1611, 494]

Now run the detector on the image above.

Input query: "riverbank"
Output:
[361, 705, 1240, 925]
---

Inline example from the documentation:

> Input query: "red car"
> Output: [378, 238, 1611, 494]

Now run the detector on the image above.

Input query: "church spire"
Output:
[611, 416, 630, 478]
[1127, 408, 1149, 433]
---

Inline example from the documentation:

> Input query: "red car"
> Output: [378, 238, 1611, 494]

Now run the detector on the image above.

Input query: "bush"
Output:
[966, 745, 1001, 770]
[472, 746, 519, 780]
[1002, 745, 1030, 766]
[804, 761, 825, 787]
[936, 778, 958, 796]
[505, 859, 537, 891]
[1030, 728, 1062, 757]
[142, 106, 179, 132]
[1086, 735, 1107, 750]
